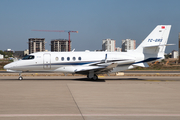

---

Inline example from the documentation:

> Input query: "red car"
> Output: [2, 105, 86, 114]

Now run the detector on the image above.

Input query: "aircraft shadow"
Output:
[104, 78, 145, 81]
[0, 77, 145, 82]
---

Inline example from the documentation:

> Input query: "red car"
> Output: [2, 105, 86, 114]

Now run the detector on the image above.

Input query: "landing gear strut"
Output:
[87, 71, 98, 80]
[87, 74, 98, 80]
[18, 73, 23, 80]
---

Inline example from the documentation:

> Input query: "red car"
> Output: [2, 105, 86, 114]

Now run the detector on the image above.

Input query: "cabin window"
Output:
[73, 57, 76, 61]
[78, 57, 81, 61]
[61, 57, 64, 61]
[22, 55, 35, 60]
[67, 57, 70, 61]
[55, 57, 59, 61]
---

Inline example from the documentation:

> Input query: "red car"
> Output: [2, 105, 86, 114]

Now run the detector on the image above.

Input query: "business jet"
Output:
[4, 25, 172, 80]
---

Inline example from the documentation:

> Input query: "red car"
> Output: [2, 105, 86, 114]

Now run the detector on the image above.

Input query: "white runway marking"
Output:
[0, 114, 180, 117]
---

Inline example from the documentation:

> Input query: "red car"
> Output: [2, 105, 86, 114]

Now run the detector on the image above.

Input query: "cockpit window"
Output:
[22, 55, 35, 60]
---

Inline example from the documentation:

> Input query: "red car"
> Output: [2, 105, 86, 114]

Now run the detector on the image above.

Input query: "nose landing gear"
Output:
[18, 73, 23, 80]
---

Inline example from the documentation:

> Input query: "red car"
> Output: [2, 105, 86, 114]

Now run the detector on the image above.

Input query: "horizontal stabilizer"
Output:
[143, 44, 175, 48]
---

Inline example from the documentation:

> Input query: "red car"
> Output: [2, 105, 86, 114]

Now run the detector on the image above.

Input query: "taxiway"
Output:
[0, 76, 180, 120]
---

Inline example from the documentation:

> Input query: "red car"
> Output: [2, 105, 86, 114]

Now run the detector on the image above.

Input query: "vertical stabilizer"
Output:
[135, 25, 171, 58]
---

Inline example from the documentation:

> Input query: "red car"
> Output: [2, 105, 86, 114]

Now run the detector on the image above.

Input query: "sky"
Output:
[0, 0, 180, 53]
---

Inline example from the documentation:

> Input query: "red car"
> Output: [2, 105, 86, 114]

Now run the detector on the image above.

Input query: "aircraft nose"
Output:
[4, 64, 11, 70]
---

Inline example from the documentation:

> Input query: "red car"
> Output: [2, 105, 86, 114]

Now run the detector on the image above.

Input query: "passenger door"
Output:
[43, 53, 51, 69]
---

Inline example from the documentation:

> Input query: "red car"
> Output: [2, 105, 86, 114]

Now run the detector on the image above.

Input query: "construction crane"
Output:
[32, 30, 78, 51]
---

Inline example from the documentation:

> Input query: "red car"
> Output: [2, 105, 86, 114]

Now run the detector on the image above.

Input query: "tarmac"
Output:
[0, 76, 180, 120]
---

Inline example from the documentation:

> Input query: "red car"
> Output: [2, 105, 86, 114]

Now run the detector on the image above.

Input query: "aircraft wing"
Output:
[96, 63, 118, 73]
[75, 63, 118, 74]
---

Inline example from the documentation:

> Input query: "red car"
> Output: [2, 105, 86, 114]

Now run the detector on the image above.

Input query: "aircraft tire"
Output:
[92, 74, 98, 80]
[18, 76, 23, 80]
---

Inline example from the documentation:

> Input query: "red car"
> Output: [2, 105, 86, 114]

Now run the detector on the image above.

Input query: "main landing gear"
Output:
[18, 73, 23, 80]
[87, 74, 98, 80]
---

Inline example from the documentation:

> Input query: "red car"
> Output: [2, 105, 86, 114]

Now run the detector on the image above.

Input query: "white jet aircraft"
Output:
[4, 25, 172, 80]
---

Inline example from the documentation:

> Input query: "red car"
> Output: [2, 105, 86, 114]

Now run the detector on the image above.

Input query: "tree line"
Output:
[0, 50, 13, 58]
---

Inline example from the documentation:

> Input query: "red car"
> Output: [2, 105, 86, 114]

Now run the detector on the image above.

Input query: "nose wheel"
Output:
[18, 73, 23, 80]
[18, 76, 23, 80]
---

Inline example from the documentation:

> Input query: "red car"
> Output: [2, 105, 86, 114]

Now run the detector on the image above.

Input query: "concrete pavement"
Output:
[0, 76, 180, 120]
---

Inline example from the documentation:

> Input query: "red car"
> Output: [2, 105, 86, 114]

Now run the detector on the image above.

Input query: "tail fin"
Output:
[135, 25, 171, 58]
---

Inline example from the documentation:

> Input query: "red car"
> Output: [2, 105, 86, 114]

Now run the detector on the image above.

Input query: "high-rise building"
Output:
[122, 39, 136, 52]
[115, 47, 122, 52]
[14, 49, 29, 59]
[28, 38, 45, 54]
[172, 50, 178, 59]
[51, 39, 71, 52]
[102, 39, 116, 52]
[0, 54, 3, 59]
[24, 49, 29, 56]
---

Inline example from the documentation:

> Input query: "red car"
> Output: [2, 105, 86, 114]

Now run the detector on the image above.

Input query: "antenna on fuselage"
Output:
[72, 49, 75, 52]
